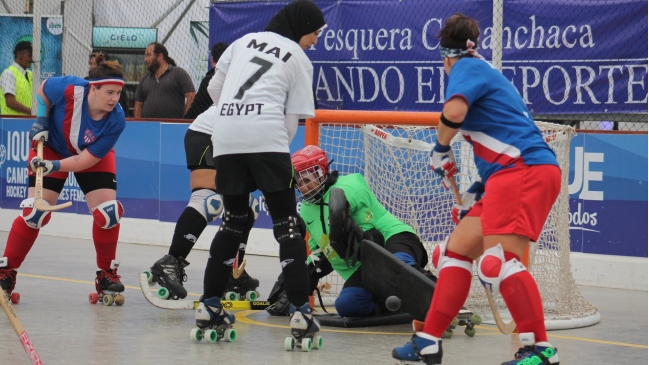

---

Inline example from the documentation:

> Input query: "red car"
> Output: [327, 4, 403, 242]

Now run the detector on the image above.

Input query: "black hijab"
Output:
[265, 0, 326, 43]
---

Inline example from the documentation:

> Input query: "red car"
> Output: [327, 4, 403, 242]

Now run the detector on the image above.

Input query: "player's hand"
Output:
[429, 141, 457, 189]
[29, 116, 49, 149]
[451, 181, 484, 224]
[30, 156, 60, 176]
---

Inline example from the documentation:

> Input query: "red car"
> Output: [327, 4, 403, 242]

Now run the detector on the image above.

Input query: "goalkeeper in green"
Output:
[291, 145, 434, 317]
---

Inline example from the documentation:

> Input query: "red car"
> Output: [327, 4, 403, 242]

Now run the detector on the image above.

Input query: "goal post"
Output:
[304, 109, 601, 330]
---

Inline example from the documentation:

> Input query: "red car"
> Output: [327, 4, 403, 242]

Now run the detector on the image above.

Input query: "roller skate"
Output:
[145, 254, 190, 300]
[89, 260, 125, 306]
[191, 296, 237, 343]
[0, 257, 19, 304]
[442, 307, 482, 338]
[285, 302, 323, 352]
[392, 326, 443, 365]
[223, 269, 260, 301]
[502, 332, 559, 365]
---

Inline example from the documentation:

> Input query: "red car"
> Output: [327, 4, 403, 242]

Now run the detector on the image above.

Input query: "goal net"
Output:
[306, 110, 600, 330]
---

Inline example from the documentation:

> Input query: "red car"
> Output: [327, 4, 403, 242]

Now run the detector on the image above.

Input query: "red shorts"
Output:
[466, 164, 561, 242]
[27, 146, 117, 180]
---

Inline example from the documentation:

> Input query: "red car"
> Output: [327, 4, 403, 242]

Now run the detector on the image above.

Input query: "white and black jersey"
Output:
[188, 104, 218, 135]
[211, 31, 315, 157]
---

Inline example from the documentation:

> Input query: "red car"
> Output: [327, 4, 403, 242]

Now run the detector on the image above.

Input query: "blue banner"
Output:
[209, 0, 648, 114]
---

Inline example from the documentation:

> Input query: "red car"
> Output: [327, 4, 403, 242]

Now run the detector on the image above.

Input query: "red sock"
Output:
[93, 223, 119, 271]
[423, 250, 473, 337]
[3, 216, 40, 269]
[500, 251, 548, 342]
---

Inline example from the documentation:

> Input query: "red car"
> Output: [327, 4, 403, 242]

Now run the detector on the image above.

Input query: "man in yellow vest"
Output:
[0, 41, 33, 115]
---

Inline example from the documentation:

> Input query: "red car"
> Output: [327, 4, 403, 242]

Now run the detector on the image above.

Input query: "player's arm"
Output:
[437, 96, 468, 145]
[285, 113, 299, 143]
[207, 68, 226, 105]
[31, 148, 100, 175]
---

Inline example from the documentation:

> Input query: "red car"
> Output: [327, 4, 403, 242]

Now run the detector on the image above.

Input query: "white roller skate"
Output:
[285, 303, 323, 352]
[191, 296, 236, 343]
[502, 332, 559, 365]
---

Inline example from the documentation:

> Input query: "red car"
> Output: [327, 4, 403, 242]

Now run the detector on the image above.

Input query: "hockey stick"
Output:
[448, 180, 517, 335]
[34, 138, 72, 212]
[0, 290, 44, 365]
[232, 251, 246, 280]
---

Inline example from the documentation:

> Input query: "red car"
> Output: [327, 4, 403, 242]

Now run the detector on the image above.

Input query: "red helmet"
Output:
[291, 145, 329, 203]
[291, 145, 329, 175]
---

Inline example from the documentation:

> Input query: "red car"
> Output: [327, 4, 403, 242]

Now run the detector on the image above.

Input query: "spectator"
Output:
[87, 52, 131, 117]
[0, 41, 33, 115]
[184, 42, 228, 119]
[134, 42, 195, 119]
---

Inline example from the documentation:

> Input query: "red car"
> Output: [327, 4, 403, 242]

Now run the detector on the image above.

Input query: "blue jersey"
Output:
[445, 58, 557, 183]
[43, 76, 126, 158]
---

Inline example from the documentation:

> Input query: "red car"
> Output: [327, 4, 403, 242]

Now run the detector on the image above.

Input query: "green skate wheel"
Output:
[204, 329, 218, 343]
[313, 334, 323, 349]
[144, 270, 156, 286]
[224, 328, 236, 342]
[471, 314, 482, 325]
[190, 328, 203, 342]
[450, 317, 460, 328]
[102, 295, 114, 306]
[224, 291, 238, 301]
[442, 329, 453, 339]
[284, 337, 295, 351]
[158, 287, 170, 300]
[464, 328, 476, 337]
[301, 338, 312, 352]
[245, 291, 258, 301]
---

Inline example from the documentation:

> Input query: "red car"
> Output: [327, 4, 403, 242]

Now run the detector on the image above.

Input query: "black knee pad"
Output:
[219, 209, 251, 239]
[272, 215, 302, 244]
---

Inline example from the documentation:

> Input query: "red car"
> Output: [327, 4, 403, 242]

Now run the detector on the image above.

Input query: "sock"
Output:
[500, 251, 548, 342]
[203, 230, 240, 299]
[279, 237, 310, 306]
[3, 216, 40, 269]
[235, 208, 256, 266]
[93, 223, 119, 271]
[423, 250, 473, 337]
[168, 207, 208, 260]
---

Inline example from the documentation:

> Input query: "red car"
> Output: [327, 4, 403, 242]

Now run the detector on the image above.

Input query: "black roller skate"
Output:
[146, 254, 189, 300]
[0, 257, 19, 304]
[443, 307, 482, 338]
[285, 303, 323, 352]
[191, 296, 237, 343]
[223, 269, 260, 301]
[502, 332, 559, 365]
[89, 260, 125, 306]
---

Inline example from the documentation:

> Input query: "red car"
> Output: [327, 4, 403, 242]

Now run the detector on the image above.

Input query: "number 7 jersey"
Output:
[212, 31, 315, 156]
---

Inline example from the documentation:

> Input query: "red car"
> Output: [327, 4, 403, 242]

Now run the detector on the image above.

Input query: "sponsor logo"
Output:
[306, 220, 314, 225]
[280, 259, 294, 268]
[224, 258, 235, 266]
[184, 234, 197, 243]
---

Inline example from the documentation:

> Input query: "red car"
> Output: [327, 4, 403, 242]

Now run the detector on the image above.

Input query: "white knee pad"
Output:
[92, 200, 124, 229]
[431, 236, 473, 272]
[186, 189, 219, 222]
[477, 244, 527, 296]
[20, 198, 51, 229]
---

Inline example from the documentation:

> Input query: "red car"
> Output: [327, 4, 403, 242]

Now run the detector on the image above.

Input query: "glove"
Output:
[30, 156, 60, 176]
[29, 117, 49, 149]
[429, 140, 457, 189]
[451, 181, 484, 224]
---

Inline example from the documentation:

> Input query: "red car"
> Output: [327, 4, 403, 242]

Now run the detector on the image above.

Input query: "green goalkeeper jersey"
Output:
[300, 173, 416, 280]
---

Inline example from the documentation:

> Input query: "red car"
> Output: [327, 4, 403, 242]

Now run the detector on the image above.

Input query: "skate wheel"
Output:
[88, 292, 99, 304]
[450, 317, 459, 328]
[144, 270, 156, 286]
[464, 328, 476, 337]
[204, 329, 218, 343]
[224, 291, 238, 301]
[10, 292, 20, 304]
[224, 328, 236, 342]
[114, 294, 125, 306]
[245, 290, 258, 301]
[157, 287, 170, 300]
[190, 328, 203, 342]
[313, 334, 323, 349]
[284, 337, 295, 351]
[442, 330, 453, 339]
[471, 314, 482, 326]
[103, 294, 114, 306]
[301, 337, 312, 352]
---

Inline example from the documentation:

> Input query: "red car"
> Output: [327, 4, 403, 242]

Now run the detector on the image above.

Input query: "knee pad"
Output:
[186, 189, 219, 222]
[477, 244, 527, 296]
[272, 215, 303, 244]
[20, 198, 51, 229]
[432, 236, 472, 272]
[92, 200, 124, 229]
[219, 209, 250, 239]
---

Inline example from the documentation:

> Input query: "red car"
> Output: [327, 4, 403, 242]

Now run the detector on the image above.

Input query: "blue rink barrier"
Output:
[0, 117, 646, 258]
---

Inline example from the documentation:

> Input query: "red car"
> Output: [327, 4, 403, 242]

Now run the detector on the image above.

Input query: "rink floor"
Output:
[0, 233, 646, 365]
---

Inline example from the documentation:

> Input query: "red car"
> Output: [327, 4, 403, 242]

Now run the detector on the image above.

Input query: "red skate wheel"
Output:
[88, 292, 99, 304]
[10, 292, 20, 304]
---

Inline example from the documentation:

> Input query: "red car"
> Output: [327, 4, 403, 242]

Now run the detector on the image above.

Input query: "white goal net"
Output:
[313, 120, 600, 330]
